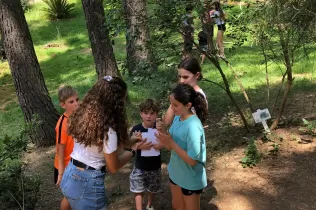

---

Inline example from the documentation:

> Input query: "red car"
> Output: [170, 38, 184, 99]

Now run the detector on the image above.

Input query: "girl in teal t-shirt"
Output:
[156, 84, 208, 210]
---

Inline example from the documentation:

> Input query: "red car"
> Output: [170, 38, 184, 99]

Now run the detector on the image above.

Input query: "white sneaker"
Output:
[146, 206, 155, 210]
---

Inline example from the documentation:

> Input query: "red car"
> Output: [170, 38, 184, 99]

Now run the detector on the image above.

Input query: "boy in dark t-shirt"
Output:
[129, 99, 163, 210]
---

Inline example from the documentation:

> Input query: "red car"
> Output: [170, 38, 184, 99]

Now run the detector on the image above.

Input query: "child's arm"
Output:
[56, 144, 66, 185]
[155, 132, 198, 165]
[169, 142, 198, 166]
[153, 143, 166, 150]
[163, 106, 174, 126]
[131, 131, 153, 150]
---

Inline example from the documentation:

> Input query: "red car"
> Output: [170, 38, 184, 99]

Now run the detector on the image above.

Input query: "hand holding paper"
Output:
[155, 131, 173, 150]
[141, 128, 160, 157]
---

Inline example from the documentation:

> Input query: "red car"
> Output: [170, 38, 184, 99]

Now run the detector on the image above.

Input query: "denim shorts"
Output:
[130, 167, 162, 193]
[60, 162, 106, 210]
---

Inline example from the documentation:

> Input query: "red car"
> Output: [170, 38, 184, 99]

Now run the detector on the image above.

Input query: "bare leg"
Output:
[170, 183, 185, 210]
[183, 193, 201, 210]
[60, 197, 71, 210]
[135, 193, 143, 210]
[147, 192, 154, 208]
[200, 54, 206, 64]
[217, 30, 225, 57]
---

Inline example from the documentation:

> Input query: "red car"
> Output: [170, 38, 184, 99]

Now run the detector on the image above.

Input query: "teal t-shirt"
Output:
[168, 115, 207, 190]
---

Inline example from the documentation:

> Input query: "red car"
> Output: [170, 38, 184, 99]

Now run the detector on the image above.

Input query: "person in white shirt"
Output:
[164, 57, 208, 126]
[211, 1, 226, 58]
[60, 76, 141, 210]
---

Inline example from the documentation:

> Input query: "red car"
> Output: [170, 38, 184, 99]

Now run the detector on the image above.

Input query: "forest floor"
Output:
[24, 93, 316, 210]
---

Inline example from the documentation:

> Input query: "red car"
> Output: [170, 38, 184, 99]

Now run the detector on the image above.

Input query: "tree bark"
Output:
[0, 0, 59, 146]
[211, 57, 250, 132]
[270, 28, 294, 130]
[81, 0, 120, 78]
[123, 0, 155, 76]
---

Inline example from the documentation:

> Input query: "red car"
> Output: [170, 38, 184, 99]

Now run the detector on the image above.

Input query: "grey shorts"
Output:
[129, 167, 162, 193]
[200, 45, 208, 52]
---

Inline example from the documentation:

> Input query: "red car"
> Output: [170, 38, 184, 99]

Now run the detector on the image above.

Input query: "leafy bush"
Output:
[20, 0, 30, 12]
[0, 121, 41, 209]
[43, 0, 76, 20]
[302, 118, 316, 135]
[240, 137, 261, 168]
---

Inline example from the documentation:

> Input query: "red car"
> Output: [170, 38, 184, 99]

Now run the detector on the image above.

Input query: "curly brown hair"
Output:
[68, 76, 128, 150]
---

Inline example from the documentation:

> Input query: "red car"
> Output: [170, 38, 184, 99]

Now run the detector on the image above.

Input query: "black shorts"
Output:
[217, 24, 226, 32]
[184, 40, 193, 52]
[169, 178, 203, 196]
[54, 167, 58, 184]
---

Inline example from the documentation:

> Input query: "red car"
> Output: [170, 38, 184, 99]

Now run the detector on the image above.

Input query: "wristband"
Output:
[125, 148, 136, 157]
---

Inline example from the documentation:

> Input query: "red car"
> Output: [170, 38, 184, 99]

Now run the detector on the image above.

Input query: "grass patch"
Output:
[0, 0, 315, 142]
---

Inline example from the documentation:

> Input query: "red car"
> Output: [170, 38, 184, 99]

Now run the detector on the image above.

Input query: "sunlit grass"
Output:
[0, 0, 315, 139]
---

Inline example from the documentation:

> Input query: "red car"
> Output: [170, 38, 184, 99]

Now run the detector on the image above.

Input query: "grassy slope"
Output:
[0, 0, 315, 140]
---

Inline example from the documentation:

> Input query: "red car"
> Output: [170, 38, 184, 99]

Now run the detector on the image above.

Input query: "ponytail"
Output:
[193, 92, 208, 124]
[171, 84, 208, 124]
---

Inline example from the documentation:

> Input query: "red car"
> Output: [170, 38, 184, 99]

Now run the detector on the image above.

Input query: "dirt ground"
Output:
[25, 126, 316, 210]
[23, 93, 316, 210]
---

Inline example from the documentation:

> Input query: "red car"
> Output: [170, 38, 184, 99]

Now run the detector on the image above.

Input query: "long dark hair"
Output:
[178, 57, 203, 80]
[171, 84, 208, 123]
[68, 76, 128, 150]
[213, 1, 225, 20]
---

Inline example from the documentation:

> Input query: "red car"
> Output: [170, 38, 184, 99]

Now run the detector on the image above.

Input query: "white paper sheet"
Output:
[141, 128, 160, 157]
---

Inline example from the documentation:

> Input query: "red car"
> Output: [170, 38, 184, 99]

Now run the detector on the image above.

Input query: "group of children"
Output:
[54, 56, 207, 210]
[183, 1, 227, 63]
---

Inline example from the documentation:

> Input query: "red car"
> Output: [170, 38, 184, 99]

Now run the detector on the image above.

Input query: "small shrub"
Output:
[43, 0, 76, 20]
[269, 143, 281, 156]
[0, 121, 41, 209]
[240, 137, 261, 168]
[302, 118, 316, 135]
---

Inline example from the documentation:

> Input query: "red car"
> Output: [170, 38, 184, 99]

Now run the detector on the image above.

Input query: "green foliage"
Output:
[43, 0, 76, 20]
[104, 0, 126, 39]
[20, 0, 30, 12]
[261, 132, 271, 143]
[240, 137, 261, 168]
[302, 118, 316, 135]
[224, 4, 251, 47]
[149, 0, 192, 62]
[269, 142, 280, 156]
[0, 120, 41, 209]
[250, 0, 316, 62]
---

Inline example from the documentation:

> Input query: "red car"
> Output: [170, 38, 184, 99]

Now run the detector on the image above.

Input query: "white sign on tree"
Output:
[252, 108, 272, 133]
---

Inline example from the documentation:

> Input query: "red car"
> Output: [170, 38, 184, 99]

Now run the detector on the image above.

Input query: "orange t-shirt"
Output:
[54, 113, 74, 169]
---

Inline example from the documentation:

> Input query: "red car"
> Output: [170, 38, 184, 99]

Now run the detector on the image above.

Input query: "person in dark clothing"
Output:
[198, 30, 208, 64]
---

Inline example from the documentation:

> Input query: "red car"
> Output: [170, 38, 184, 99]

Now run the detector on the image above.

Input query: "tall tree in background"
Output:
[81, 0, 120, 78]
[0, 0, 59, 147]
[123, 0, 155, 76]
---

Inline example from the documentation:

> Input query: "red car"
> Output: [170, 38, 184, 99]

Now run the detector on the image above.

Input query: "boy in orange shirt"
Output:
[54, 86, 79, 210]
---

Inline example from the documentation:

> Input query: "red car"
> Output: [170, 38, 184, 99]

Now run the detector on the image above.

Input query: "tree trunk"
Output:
[203, 52, 249, 131]
[0, 0, 59, 147]
[212, 58, 250, 132]
[81, 0, 120, 78]
[270, 28, 294, 130]
[123, 0, 155, 76]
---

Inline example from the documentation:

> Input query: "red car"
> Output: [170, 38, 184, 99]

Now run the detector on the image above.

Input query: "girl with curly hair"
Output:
[60, 76, 138, 210]
[156, 84, 208, 210]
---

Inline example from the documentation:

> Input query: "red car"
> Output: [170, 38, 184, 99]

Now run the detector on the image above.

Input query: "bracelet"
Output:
[124, 148, 136, 157]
